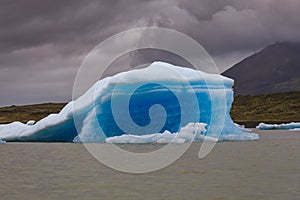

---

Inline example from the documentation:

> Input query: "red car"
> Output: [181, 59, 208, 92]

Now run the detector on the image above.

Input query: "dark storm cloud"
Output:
[0, 0, 300, 106]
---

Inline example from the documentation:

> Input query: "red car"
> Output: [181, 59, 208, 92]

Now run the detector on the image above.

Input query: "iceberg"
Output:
[257, 122, 300, 130]
[0, 62, 258, 143]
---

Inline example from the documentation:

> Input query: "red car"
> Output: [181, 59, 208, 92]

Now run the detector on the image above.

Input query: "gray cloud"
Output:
[0, 0, 300, 106]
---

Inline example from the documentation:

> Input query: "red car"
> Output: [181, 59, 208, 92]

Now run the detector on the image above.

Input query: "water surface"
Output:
[0, 129, 299, 200]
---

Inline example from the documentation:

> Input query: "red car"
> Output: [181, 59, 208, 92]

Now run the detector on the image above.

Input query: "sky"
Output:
[1, 0, 300, 106]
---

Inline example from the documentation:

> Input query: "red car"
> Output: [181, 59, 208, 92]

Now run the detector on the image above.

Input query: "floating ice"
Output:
[0, 62, 258, 143]
[289, 128, 300, 131]
[26, 120, 36, 126]
[257, 122, 300, 130]
[106, 122, 258, 143]
[106, 123, 208, 143]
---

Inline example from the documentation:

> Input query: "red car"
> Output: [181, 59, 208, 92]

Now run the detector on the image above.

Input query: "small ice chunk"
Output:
[289, 128, 300, 131]
[105, 123, 207, 144]
[257, 122, 300, 130]
[26, 120, 36, 126]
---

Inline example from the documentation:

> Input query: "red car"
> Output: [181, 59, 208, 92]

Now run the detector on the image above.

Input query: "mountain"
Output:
[222, 42, 300, 95]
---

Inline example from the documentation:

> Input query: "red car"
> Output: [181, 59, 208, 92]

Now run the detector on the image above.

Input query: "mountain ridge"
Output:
[222, 42, 300, 95]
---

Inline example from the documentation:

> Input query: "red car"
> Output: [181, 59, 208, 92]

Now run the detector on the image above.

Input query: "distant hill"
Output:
[222, 42, 300, 95]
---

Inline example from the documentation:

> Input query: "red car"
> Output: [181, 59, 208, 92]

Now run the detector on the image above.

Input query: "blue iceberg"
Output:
[0, 62, 258, 143]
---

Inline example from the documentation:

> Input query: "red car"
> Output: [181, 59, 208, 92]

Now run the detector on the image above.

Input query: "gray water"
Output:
[0, 129, 299, 200]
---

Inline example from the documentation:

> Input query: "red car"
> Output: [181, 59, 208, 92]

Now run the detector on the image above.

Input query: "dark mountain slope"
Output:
[222, 42, 300, 95]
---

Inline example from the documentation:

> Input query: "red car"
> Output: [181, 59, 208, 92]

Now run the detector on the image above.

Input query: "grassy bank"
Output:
[0, 92, 299, 127]
[231, 91, 300, 127]
[0, 103, 66, 124]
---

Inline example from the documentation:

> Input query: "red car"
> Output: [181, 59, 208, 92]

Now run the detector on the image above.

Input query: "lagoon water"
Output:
[0, 129, 299, 200]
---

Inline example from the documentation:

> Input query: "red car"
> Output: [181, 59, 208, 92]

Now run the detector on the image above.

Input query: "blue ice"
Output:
[0, 62, 258, 143]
